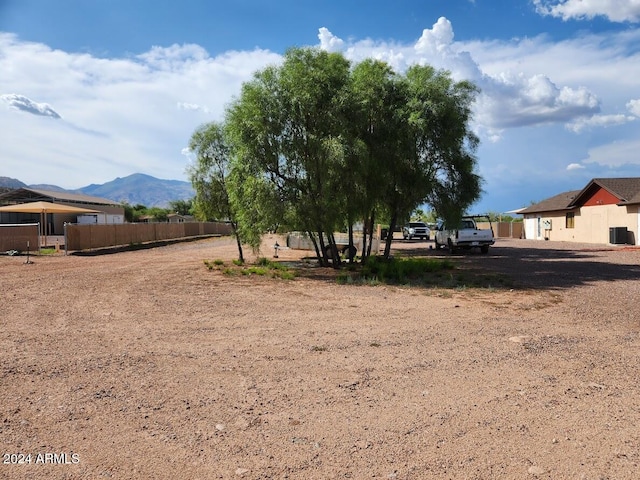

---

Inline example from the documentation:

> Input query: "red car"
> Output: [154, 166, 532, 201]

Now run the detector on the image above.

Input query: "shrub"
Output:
[206, 256, 295, 280]
[360, 256, 454, 284]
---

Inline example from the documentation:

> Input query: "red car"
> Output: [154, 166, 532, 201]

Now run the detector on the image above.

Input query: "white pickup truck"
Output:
[434, 215, 495, 254]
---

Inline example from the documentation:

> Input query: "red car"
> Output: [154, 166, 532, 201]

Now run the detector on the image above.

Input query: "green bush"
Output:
[207, 257, 295, 280]
[203, 259, 225, 270]
[360, 256, 454, 284]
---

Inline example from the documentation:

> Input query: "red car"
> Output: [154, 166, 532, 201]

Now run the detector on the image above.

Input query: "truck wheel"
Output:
[480, 245, 489, 254]
[448, 240, 455, 254]
[434, 239, 440, 249]
[323, 244, 338, 260]
[342, 245, 357, 260]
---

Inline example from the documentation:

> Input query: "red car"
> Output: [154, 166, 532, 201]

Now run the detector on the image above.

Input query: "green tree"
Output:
[345, 63, 481, 259]
[147, 207, 169, 222]
[410, 66, 482, 229]
[381, 65, 480, 254]
[227, 47, 352, 266]
[168, 199, 193, 216]
[122, 202, 135, 223]
[214, 48, 482, 266]
[122, 203, 173, 222]
[227, 158, 284, 252]
[346, 59, 400, 261]
[410, 208, 437, 223]
[122, 203, 151, 222]
[485, 211, 522, 223]
[187, 121, 246, 262]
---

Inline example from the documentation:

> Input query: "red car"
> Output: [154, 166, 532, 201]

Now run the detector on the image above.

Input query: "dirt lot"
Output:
[1, 236, 639, 479]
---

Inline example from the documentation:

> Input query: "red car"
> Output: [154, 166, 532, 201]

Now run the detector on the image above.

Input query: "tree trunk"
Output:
[316, 229, 330, 267]
[308, 231, 324, 266]
[366, 210, 376, 259]
[231, 222, 244, 263]
[360, 216, 368, 263]
[383, 212, 397, 259]
[347, 224, 354, 264]
[328, 232, 341, 268]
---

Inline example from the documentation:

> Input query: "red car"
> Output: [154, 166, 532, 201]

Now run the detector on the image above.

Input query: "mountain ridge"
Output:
[0, 173, 194, 208]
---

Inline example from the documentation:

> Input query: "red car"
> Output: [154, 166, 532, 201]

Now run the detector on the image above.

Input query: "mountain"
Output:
[0, 176, 27, 195]
[29, 184, 77, 193]
[0, 173, 194, 208]
[0, 176, 27, 188]
[79, 173, 194, 207]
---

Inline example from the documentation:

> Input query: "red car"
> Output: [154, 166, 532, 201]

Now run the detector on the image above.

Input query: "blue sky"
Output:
[1, 0, 640, 213]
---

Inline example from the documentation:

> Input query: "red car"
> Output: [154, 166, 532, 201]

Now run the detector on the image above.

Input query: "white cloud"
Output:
[466, 29, 640, 102]
[566, 163, 585, 171]
[318, 20, 603, 135]
[534, 0, 640, 22]
[137, 43, 210, 70]
[1, 19, 640, 211]
[474, 126, 504, 143]
[461, 27, 640, 142]
[415, 17, 455, 55]
[582, 139, 640, 167]
[1, 93, 62, 118]
[627, 98, 640, 116]
[0, 33, 280, 187]
[473, 73, 599, 130]
[177, 102, 210, 113]
[318, 27, 344, 52]
[567, 113, 636, 132]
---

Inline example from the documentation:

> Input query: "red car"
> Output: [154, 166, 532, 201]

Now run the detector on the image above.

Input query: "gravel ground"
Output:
[1, 235, 639, 479]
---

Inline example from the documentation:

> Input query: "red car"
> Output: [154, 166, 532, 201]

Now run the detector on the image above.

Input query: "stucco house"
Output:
[519, 178, 640, 245]
[167, 213, 195, 223]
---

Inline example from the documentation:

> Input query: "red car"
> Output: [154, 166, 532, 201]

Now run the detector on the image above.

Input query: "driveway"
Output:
[391, 237, 640, 290]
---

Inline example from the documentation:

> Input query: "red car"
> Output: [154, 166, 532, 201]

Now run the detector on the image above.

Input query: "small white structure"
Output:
[77, 213, 125, 225]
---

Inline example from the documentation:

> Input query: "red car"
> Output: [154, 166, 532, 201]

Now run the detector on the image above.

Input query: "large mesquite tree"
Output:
[195, 47, 482, 265]
[226, 48, 352, 266]
[379, 65, 482, 257]
[345, 59, 400, 261]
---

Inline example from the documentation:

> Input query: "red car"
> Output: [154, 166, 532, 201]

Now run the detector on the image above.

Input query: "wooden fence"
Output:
[476, 222, 524, 239]
[0, 224, 39, 253]
[64, 222, 233, 252]
[1, 221, 524, 254]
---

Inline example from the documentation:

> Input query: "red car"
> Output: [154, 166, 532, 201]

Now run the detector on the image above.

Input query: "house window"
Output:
[566, 212, 575, 229]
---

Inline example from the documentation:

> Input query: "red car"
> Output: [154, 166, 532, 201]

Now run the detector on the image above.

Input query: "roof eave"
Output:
[569, 178, 629, 207]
